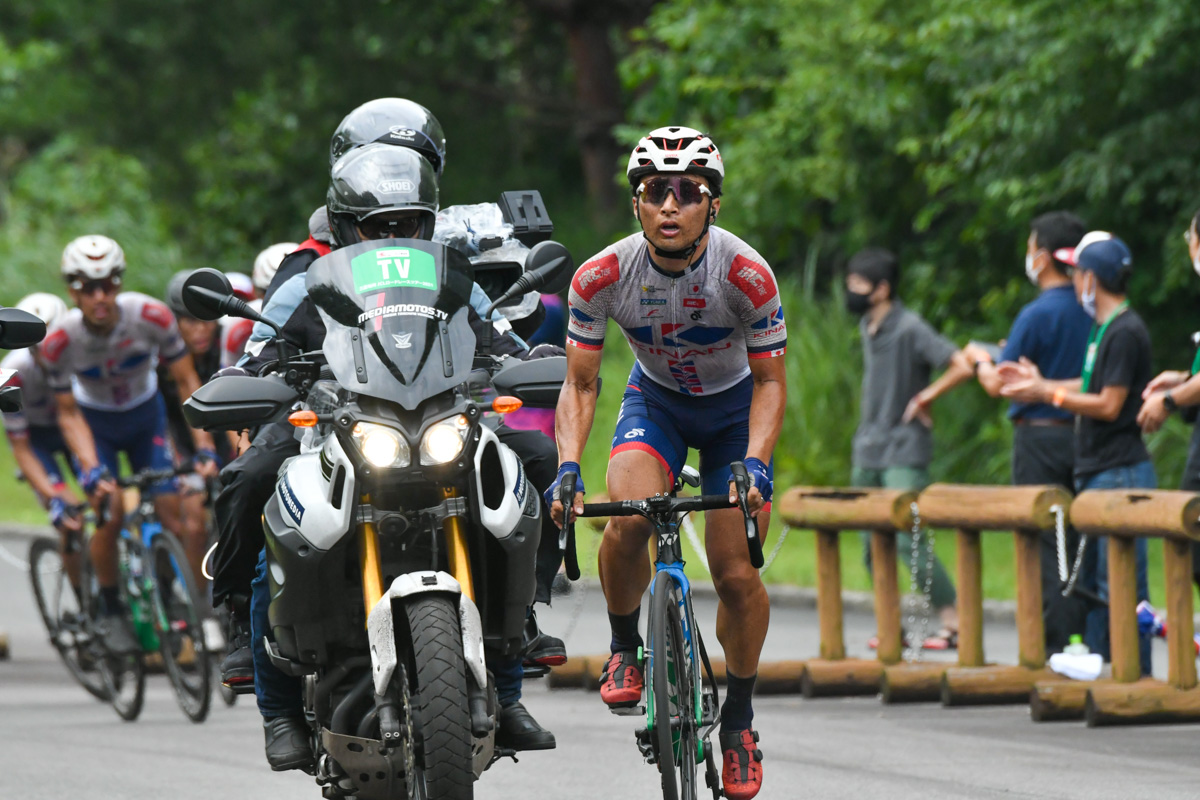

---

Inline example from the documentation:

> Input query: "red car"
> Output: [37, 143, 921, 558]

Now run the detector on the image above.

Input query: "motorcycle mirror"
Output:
[0, 307, 47, 349]
[0, 385, 21, 414]
[523, 240, 573, 295]
[179, 268, 238, 321]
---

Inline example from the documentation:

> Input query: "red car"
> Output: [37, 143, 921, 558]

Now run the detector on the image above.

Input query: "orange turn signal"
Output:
[288, 410, 319, 428]
[492, 396, 523, 414]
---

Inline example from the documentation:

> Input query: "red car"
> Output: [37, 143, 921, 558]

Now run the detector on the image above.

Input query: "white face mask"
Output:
[1192, 253, 1200, 279]
[1080, 273, 1097, 318]
[1025, 252, 1043, 285]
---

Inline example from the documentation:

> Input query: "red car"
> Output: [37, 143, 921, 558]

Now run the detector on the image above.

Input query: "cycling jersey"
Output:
[567, 228, 787, 396]
[0, 349, 57, 435]
[42, 292, 187, 412]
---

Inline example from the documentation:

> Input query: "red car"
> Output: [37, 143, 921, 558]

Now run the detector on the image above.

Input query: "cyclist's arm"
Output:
[54, 391, 102, 473]
[166, 353, 218, 455]
[745, 355, 786, 465]
[8, 435, 66, 501]
[555, 344, 602, 465]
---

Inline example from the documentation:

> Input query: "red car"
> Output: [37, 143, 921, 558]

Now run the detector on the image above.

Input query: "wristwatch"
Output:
[1164, 391, 1179, 413]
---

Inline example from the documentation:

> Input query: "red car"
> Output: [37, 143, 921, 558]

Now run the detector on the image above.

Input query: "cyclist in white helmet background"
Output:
[1, 293, 86, 542]
[548, 127, 785, 800]
[220, 242, 299, 372]
[41, 235, 220, 654]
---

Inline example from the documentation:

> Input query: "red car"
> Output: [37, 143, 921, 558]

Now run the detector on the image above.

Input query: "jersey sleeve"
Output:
[138, 297, 188, 362]
[221, 318, 256, 369]
[727, 254, 787, 358]
[39, 326, 73, 393]
[566, 253, 620, 352]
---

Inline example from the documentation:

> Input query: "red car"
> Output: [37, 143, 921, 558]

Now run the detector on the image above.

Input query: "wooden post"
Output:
[870, 531, 902, 665]
[1013, 529, 1046, 670]
[816, 529, 845, 661]
[1107, 536, 1141, 684]
[1163, 539, 1197, 691]
[956, 528, 984, 668]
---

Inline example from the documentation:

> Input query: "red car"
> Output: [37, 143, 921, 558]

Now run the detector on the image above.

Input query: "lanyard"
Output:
[1080, 301, 1128, 392]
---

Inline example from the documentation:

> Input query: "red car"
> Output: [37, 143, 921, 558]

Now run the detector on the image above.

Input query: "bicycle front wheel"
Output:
[150, 530, 211, 723]
[27, 536, 109, 702]
[649, 570, 699, 800]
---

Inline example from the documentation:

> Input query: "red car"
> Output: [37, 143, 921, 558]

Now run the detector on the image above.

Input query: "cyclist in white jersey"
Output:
[548, 128, 784, 799]
[42, 235, 219, 654]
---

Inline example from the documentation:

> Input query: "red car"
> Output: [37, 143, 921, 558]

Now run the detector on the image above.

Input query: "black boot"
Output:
[495, 702, 556, 751]
[522, 611, 567, 668]
[221, 596, 254, 693]
[263, 716, 314, 771]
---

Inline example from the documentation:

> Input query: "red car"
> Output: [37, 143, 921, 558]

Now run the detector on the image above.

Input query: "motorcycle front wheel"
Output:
[405, 595, 473, 800]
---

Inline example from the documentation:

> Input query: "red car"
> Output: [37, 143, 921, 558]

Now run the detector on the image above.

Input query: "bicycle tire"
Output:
[98, 536, 146, 722]
[405, 595, 474, 800]
[150, 530, 212, 723]
[649, 570, 699, 800]
[27, 536, 109, 702]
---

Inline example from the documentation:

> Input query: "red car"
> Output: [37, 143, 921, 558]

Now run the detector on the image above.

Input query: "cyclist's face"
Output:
[69, 277, 121, 330]
[177, 316, 217, 355]
[633, 173, 719, 256]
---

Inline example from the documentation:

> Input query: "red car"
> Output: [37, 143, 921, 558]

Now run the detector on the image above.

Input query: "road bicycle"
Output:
[29, 466, 212, 722]
[563, 461, 763, 800]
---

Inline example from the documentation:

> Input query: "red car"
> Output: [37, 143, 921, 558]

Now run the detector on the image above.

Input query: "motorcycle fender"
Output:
[272, 435, 356, 551]
[472, 425, 530, 540]
[366, 571, 488, 697]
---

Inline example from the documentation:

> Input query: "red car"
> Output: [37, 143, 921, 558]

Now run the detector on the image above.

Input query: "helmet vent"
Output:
[662, 157, 679, 165]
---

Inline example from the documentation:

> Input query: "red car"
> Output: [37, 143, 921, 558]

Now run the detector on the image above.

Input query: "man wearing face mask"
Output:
[845, 248, 973, 649]
[1138, 208, 1200, 594]
[999, 232, 1154, 674]
[964, 211, 1090, 653]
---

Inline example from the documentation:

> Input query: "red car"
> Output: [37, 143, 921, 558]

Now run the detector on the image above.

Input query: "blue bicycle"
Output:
[564, 462, 762, 800]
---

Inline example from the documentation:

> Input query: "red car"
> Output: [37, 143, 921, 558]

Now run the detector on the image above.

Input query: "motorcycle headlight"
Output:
[352, 422, 411, 468]
[420, 414, 471, 465]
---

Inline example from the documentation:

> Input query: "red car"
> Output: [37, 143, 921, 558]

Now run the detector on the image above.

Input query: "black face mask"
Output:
[845, 289, 874, 316]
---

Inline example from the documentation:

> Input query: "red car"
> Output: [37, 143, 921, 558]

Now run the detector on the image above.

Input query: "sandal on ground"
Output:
[921, 628, 958, 650]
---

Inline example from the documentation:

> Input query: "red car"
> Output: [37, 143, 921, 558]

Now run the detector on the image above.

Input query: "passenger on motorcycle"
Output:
[240, 142, 558, 771]
[1, 294, 85, 547]
[548, 127, 786, 799]
[41, 235, 220, 655]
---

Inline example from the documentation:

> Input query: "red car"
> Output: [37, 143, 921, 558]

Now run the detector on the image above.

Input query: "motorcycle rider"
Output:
[549, 127, 785, 799]
[238, 143, 557, 770]
[42, 235, 220, 654]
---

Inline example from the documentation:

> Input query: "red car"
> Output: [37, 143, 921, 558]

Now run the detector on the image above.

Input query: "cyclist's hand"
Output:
[81, 465, 115, 501]
[48, 496, 82, 533]
[545, 462, 585, 528]
[730, 457, 771, 518]
[193, 448, 220, 478]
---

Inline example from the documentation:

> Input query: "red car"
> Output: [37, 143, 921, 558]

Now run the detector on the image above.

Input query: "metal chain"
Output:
[904, 501, 935, 664]
[679, 513, 790, 575]
[760, 523, 790, 574]
[1051, 504, 1068, 583]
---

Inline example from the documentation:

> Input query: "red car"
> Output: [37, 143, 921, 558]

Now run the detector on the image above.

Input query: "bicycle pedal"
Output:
[522, 664, 550, 680]
[609, 704, 644, 717]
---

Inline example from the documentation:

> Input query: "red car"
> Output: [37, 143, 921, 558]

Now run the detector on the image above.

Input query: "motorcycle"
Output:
[179, 237, 574, 799]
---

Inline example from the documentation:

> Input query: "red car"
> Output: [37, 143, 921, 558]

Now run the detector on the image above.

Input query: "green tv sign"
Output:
[352, 248, 438, 294]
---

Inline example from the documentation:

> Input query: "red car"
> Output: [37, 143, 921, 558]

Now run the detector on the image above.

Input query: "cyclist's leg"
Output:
[27, 427, 82, 585]
[78, 406, 126, 591]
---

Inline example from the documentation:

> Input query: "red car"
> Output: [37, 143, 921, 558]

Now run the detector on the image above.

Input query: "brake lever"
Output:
[729, 461, 764, 569]
[559, 472, 581, 581]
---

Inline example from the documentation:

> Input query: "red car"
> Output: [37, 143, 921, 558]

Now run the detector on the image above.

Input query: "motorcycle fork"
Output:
[358, 493, 385, 626]
[442, 487, 475, 603]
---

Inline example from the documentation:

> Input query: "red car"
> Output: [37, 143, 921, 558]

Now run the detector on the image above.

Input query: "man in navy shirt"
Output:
[966, 211, 1090, 653]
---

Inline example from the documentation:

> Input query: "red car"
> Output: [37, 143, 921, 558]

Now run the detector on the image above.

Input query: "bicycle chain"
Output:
[904, 501, 935, 664]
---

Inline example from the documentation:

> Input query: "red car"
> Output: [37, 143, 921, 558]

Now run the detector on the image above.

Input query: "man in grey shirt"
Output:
[845, 247, 973, 648]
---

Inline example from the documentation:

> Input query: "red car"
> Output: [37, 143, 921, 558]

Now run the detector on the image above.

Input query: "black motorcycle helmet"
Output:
[329, 98, 447, 176]
[327, 143, 440, 248]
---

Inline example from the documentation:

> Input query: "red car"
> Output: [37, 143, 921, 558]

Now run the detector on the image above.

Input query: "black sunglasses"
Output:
[358, 214, 424, 240]
[69, 275, 122, 295]
[636, 176, 712, 207]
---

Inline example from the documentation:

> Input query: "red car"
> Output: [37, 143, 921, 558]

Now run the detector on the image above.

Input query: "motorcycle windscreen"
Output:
[306, 240, 478, 410]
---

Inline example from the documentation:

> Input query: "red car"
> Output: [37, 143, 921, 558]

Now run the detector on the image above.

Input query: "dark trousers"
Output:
[1011, 424, 1088, 654]
[211, 422, 299, 609]
[494, 425, 562, 605]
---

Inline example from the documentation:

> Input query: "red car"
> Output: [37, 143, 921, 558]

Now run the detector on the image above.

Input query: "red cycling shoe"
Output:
[598, 650, 643, 708]
[720, 728, 764, 800]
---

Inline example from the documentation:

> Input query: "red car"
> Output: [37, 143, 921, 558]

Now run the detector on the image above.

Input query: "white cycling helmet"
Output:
[251, 242, 299, 293]
[61, 235, 126, 281]
[15, 292, 69, 329]
[626, 126, 725, 196]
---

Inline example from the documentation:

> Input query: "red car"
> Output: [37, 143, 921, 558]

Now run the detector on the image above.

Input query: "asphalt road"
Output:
[2, 530, 1199, 799]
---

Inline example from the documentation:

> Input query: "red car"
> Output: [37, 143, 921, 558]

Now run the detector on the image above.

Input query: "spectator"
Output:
[966, 211, 1090, 653]
[846, 247, 974, 649]
[1000, 232, 1153, 674]
[1138, 208, 1200, 595]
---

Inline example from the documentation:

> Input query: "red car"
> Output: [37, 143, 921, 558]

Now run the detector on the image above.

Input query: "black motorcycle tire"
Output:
[405, 595, 474, 800]
[650, 571, 698, 800]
